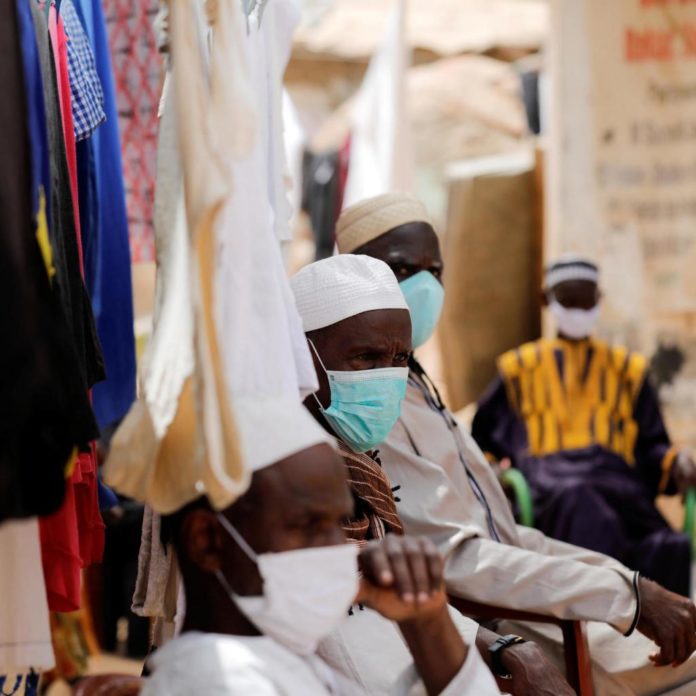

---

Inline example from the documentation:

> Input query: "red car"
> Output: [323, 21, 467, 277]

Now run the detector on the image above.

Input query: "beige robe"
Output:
[375, 373, 696, 695]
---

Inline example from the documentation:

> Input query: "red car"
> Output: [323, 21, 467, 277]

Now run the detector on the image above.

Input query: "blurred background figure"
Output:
[473, 257, 696, 596]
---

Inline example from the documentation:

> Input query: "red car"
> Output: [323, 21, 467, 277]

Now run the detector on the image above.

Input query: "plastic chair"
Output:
[73, 675, 143, 696]
[501, 468, 696, 554]
[449, 596, 594, 696]
[499, 468, 535, 527]
[684, 488, 696, 555]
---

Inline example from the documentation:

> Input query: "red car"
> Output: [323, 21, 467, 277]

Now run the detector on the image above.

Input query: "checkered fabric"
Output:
[62, 0, 106, 141]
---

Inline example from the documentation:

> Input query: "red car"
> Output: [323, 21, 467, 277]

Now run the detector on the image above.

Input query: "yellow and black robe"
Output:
[472, 337, 690, 596]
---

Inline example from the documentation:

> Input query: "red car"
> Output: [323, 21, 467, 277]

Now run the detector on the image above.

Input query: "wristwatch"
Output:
[488, 634, 527, 679]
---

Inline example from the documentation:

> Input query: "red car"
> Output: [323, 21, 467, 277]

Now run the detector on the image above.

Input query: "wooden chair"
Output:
[449, 596, 594, 696]
[73, 674, 143, 696]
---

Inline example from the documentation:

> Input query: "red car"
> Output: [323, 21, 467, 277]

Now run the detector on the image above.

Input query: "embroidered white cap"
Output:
[290, 254, 409, 332]
[335, 192, 432, 254]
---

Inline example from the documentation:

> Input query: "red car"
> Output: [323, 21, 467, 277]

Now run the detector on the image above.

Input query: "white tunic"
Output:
[141, 630, 500, 696]
[377, 375, 696, 694]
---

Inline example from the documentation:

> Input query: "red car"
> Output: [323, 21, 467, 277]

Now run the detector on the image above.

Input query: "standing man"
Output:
[473, 255, 696, 597]
[335, 192, 696, 695]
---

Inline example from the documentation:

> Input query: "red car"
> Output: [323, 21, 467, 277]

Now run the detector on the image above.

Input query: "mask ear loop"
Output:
[307, 339, 331, 412]
[215, 515, 265, 601]
[217, 514, 259, 562]
[307, 338, 330, 374]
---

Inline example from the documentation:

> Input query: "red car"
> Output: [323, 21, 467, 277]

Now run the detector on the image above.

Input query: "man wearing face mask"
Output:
[140, 397, 498, 695]
[473, 255, 696, 597]
[334, 194, 696, 696]
[290, 253, 574, 696]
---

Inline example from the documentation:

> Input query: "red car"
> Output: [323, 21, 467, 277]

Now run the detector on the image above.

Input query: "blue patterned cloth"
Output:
[61, 0, 105, 141]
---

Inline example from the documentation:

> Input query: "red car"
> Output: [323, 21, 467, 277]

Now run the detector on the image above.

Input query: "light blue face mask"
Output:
[309, 342, 409, 453]
[399, 271, 445, 349]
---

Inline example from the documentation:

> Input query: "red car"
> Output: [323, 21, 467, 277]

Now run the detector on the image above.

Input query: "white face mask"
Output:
[215, 514, 359, 656]
[549, 300, 600, 340]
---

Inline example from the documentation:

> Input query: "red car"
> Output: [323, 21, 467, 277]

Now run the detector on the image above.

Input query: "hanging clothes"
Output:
[0, 0, 76, 678]
[62, 0, 105, 143]
[65, 0, 104, 297]
[32, 2, 104, 444]
[74, 0, 136, 431]
[30, 1, 105, 613]
[104, 0, 250, 515]
[216, 0, 319, 402]
[49, 4, 84, 271]
[0, 0, 93, 524]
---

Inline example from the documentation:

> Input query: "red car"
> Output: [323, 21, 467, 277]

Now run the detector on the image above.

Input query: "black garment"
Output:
[32, 3, 104, 444]
[301, 149, 341, 260]
[0, 0, 83, 520]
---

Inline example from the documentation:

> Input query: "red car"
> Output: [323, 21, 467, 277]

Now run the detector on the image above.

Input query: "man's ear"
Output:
[180, 508, 224, 573]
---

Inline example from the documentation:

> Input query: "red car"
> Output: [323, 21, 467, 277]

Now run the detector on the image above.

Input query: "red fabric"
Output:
[40, 447, 105, 612]
[40, 476, 81, 612]
[75, 444, 105, 566]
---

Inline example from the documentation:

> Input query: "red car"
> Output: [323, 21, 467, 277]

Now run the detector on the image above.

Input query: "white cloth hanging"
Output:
[215, 0, 318, 402]
[106, 0, 317, 514]
[342, 0, 415, 208]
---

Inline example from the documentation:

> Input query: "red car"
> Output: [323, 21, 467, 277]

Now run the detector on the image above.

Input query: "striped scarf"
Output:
[335, 439, 403, 544]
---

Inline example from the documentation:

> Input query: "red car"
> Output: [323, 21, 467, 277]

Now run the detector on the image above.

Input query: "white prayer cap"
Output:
[290, 254, 409, 332]
[233, 395, 334, 473]
[545, 254, 600, 290]
[336, 192, 432, 253]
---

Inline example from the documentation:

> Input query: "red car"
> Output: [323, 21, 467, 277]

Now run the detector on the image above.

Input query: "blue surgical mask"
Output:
[309, 341, 408, 453]
[399, 271, 444, 349]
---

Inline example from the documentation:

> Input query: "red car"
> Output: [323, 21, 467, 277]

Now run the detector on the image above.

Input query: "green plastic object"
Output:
[684, 488, 696, 556]
[501, 468, 535, 528]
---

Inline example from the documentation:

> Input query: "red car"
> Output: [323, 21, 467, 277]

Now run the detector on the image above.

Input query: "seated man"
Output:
[141, 398, 498, 695]
[334, 192, 696, 696]
[472, 255, 696, 597]
[291, 254, 574, 695]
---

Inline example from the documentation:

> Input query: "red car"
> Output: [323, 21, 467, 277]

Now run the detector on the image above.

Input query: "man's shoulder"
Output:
[603, 341, 649, 379]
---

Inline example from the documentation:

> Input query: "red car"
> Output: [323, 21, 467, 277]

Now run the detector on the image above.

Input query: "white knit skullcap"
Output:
[290, 254, 409, 332]
[232, 395, 334, 473]
[545, 254, 599, 290]
[336, 192, 432, 253]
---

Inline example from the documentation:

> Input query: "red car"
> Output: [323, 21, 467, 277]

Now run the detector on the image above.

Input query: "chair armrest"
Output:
[683, 488, 695, 556]
[448, 595, 594, 696]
